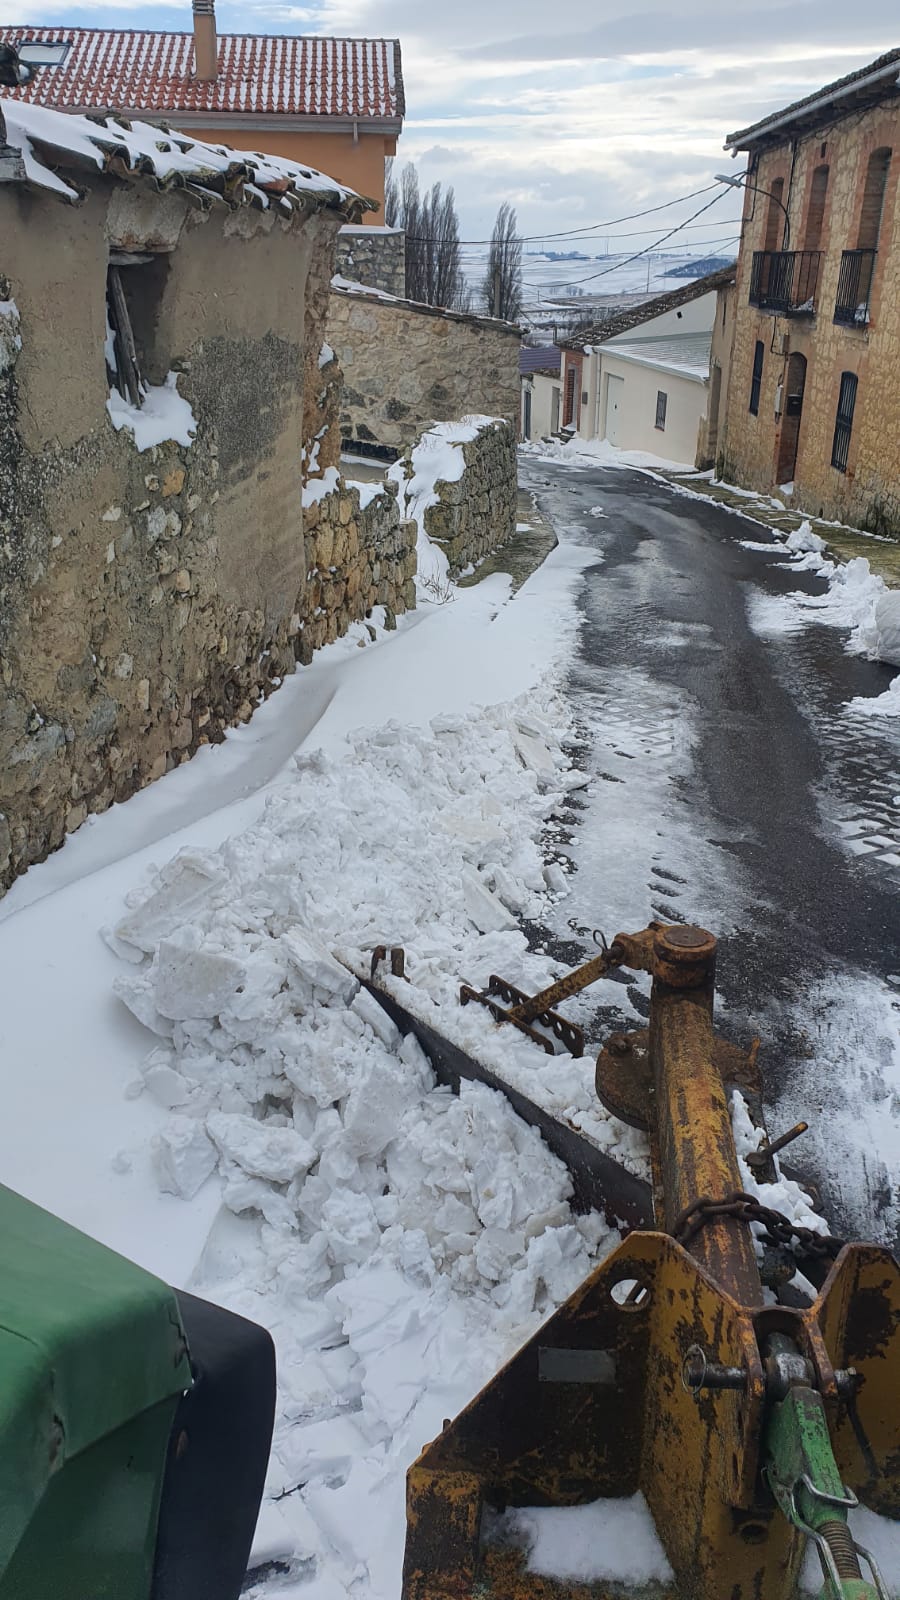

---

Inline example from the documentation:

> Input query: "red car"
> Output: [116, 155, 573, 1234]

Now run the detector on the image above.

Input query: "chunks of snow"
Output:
[784, 519, 826, 555]
[106, 372, 197, 452]
[873, 591, 900, 668]
[207, 1111, 317, 1183]
[154, 1116, 218, 1200]
[107, 695, 629, 1599]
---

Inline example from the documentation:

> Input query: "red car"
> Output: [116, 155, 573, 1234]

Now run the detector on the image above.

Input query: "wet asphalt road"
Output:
[522, 457, 900, 1243]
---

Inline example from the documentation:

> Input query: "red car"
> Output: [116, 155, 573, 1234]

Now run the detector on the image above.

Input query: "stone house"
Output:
[560, 268, 734, 463]
[0, 13, 404, 221]
[0, 96, 417, 892]
[327, 277, 521, 458]
[718, 49, 900, 532]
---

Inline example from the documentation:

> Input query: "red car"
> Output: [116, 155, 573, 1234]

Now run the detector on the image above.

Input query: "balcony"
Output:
[834, 249, 877, 327]
[749, 251, 822, 315]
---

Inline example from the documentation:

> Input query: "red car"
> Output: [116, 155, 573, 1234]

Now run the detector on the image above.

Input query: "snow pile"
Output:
[491, 1493, 673, 1586]
[848, 675, 900, 718]
[106, 372, 198, 453]
[872, 589, 900, 668]
[110, 699, 625, 1596]
[784, 519, 826, 556]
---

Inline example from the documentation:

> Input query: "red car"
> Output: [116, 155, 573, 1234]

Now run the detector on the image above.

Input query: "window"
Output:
[655, 390, 667, 431]
[105, 251, 169, 409]
[15, 39, 71, 66]
[831, 372, 858, 472]
[749, 340, 764, 415]
[805, 165, 829, 253]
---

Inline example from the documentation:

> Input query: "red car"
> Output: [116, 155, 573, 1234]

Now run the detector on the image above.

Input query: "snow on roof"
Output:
[0, 95, 367, 215]
[603, 331, 712, 382]
[561, 265, 734, 351]
[727, 48, 900, 150]
[0, 27, 404, 124]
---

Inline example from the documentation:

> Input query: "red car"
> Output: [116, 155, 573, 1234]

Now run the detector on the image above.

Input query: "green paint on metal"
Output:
[763, 1348, 881, 1600]
[0, 1183, 192, 1592]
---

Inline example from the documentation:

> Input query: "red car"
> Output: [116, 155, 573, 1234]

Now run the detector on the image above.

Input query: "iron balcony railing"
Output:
[749, 251, 822, 315]
[834, 249, 877, 327]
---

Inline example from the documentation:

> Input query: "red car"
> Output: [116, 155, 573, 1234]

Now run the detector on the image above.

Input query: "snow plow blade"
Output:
[361, 948, 652, 1229]
[369, 924, 900, 1600]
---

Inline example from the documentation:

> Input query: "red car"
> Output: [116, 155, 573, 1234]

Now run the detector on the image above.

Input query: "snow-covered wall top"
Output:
[0, 96, 366, 218]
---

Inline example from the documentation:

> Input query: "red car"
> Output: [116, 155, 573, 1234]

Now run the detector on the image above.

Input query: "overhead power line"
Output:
[516, 190, 732, 291]
[403, 181, 724, 248]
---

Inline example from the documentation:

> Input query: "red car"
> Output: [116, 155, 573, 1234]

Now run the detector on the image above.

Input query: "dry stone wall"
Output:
[327, 284, 521, 455]
[400, 417, 517, 577]
[334, 226, 406, 298]
[300, 477, 416, 657]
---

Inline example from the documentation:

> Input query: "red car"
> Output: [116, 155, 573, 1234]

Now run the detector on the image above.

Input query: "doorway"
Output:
[776, 352, 807, 485]
[523, 386, 532, 441]
[604, 374, 624, 446]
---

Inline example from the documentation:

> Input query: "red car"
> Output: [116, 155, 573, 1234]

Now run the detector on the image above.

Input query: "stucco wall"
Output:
[521, 371, 562, 440]
[0, 174, 413, 893]
[721, 101, 900, 532]
[597, 353, 707, 464]
[326, 284, 520, 455]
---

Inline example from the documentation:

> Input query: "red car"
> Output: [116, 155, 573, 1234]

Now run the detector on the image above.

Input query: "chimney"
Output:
[192, 0, 218, 82]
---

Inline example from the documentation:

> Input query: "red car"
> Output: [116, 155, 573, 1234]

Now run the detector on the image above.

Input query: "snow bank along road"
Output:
[0, 443, 899, 1595]
[520, 449, 900, 1251]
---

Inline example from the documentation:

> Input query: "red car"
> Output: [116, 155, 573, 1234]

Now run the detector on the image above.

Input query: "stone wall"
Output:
[0, 169, 416, 894]
[327, 283, 521, 456]
[301, 476, 416, 654]
[335, 225, 406, 297]
[400, 417, 517, 577]
[720, 100, 900, 533]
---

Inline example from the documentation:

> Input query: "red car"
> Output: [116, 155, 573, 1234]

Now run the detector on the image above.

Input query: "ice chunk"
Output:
[115, 855, 227, 953]
[281, 927, 359, 1003]
[461, 868, 519, 934]
[350, 987, 402, 1050]
[154, 1116, 218, 1200]
[207, 1110, 316, 1182]
[155, 941, 247, 1021]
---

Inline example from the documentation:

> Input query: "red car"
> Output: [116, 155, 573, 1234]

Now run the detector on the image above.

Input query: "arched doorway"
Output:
[776, 352, 807, 485]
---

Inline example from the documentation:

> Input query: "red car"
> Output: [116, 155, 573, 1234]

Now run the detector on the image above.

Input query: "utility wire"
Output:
[402, 181, 723, 247]
[515, 189, 732, 291]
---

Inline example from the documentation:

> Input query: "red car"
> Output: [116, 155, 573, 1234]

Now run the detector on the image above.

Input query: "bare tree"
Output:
[482, 202, 523, 321]
[391, 162, 469, 311]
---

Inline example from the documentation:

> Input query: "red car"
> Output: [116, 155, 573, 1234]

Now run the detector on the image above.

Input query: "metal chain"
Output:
[672, 1191, 846, 1263]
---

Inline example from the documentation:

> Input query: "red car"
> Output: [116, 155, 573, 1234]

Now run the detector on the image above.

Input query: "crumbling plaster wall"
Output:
[0, 175, 414, 893]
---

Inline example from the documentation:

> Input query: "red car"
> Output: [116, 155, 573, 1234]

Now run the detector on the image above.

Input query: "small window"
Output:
[15, 40, 71, 67]
[655, 391, 667, 431]
[749, 340, 764, 415]
[105, 252, 169, 408]
[831, 372, 858, 473]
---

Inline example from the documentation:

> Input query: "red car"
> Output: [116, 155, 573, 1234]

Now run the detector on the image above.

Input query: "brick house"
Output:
[0, 13, 404, 220]
[718, 49, 900, 533]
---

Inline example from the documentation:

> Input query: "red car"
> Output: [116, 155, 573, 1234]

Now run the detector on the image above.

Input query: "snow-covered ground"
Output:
[3, 444, 900, 1595]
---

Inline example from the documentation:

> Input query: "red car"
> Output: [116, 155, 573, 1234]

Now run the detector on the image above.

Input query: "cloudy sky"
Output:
[12, 0, 899, 246]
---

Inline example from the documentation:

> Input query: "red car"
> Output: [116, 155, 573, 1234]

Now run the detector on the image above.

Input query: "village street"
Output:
[521, 453, 900, 1248]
